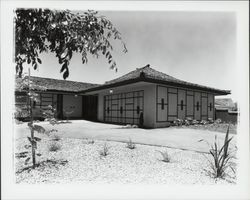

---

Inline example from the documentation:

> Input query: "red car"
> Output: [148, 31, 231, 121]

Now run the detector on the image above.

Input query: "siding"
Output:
[156, 84, 215, 124]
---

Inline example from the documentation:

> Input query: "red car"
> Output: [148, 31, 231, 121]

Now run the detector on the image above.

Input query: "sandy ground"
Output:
[15, 137, 236, 184]
[15, 120, 237, 153]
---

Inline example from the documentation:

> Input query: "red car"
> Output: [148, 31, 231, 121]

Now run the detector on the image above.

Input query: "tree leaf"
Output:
[24, 157, 31, 165]
[37, 58, 42, 64]
[63, 69, 69, 79]
[60, 62, 67, 73]
[33, 124, 46, 133]
[34, 136, 42, 141]
[34, 63, 38, 70]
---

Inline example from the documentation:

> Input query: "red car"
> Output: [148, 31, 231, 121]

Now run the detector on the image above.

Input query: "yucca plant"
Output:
[199, 125, 236, 178]
[126, 138, 136, 149]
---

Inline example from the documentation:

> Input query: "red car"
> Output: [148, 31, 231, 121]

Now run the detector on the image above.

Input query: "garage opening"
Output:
[104, 90, 144, 125]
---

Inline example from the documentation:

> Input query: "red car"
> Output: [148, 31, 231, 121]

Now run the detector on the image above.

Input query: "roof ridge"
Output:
[27, 75, 99, 85]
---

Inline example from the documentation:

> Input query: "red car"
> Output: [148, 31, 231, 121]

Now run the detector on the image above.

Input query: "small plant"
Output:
[48, 142, 61, 152]
[158, 149, 170, 163]
[184, 119, 190, 126]
[215, 118, 222, 124]
[126, 138, 136, 149]
[99, 143, 109, 157]
[51, 134, 61, 141]
[173, 118, 184, 126]
[208, 118, 214, 124]
[192, 119, 199, 125]
[87, 139, 95, 144]
[200, 120, 209, 125]
[199, 125, 236, 178]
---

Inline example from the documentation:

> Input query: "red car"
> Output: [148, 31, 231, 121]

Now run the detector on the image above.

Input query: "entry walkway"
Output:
[15, 120, 236, 153]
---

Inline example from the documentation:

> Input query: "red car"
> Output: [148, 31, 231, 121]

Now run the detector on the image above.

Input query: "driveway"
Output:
[14, 120, 237, 153]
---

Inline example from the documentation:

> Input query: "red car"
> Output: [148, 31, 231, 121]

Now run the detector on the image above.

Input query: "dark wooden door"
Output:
[82, 95, 98, 121]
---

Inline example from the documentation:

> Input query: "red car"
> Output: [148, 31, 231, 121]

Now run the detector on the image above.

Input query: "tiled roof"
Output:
[16, 76, 99, 92]
[15, 65, 231, 95]
[82, 65, 230, 95]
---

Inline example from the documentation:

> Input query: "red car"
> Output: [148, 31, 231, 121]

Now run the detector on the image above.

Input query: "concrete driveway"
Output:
[15, 120, 236, 153]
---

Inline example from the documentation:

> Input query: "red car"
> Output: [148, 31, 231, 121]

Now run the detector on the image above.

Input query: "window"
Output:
[107, 107, 110, 114]
[161, 98, 164, 110]
[181, 100, 184, 110]
[120, 106, 123, 114]
[137, 106, 140, 114]
[196, 101, 199, 111]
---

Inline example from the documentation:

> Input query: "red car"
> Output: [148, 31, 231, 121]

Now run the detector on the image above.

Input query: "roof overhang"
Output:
[79, 77, 230, 95]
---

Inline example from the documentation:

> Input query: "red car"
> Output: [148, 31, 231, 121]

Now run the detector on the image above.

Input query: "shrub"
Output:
[158, 149, 170, 163]
[215, 118, 222, 124]
[199, 125, 236, 178]
[173, 119, 183, 126]
[126, 138, 136, 149]
[87, 139, 95, 144]
[192, 119, 199, 125]
[52, 134, 61, 141]
[208, 118, 214, 124]
[184, 119, 190, 126]
[48, 142, 61, 152]
[200, 120, 209, 125]
[99, 143, 109, 157]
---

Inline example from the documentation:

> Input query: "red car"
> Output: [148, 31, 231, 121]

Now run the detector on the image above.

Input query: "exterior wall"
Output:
[208, 94, 214, 119]
[87, 82, 156, 128]
[194, 92, 201, 120]
[215, 109, 238, 124]
[177, 89, 186, 120]
[62, 94, 82, 118]
[15, 91, 58, 120]
[155, 84, 215, 127]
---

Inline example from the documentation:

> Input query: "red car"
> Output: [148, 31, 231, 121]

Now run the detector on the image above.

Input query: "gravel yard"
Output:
[15, 135, 236, 184]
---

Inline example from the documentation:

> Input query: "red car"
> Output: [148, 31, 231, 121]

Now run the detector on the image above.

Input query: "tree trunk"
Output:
[28, 69, 36, 169]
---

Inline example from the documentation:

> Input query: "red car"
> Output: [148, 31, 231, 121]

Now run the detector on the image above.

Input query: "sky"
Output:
[24, 11, 237, 101]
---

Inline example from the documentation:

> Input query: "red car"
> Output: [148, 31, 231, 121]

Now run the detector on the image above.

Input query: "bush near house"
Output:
[172, 118, 237, 134]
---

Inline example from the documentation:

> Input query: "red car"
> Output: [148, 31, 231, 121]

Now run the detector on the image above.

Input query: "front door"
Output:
[82, 95, 98, 121]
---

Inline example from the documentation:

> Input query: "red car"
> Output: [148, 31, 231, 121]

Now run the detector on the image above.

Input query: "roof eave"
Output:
[79, 77, 231, 95]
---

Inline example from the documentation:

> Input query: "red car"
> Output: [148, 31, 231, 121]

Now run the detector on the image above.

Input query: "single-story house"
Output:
[15, 65, 230, 128]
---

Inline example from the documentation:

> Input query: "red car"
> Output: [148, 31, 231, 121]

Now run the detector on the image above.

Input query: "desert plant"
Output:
[184, 119, 190, 126]
[200, 120, 209, 125]
[199, 125, 236, 178]
[48, 142, 61, 152]
[158, 149, 171, 163]
[87, 139, 95, 144]
[51, 133, 61, 141]
[208, 118, 214, 124]
[126, 138, 136, 149]
[173, 118, 184, 126]
[99, 143, 109, 157]
[192, 119, 199, 125]
[215, 118, 222, 124]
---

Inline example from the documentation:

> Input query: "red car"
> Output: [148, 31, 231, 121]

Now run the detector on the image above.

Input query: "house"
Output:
[15, 65, 230, 128]
[214, 98, 238, 124]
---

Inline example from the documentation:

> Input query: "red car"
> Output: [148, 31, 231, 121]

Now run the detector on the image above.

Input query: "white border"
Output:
[1, 1, 249, 200]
